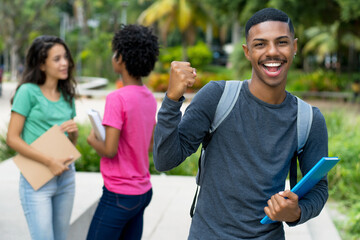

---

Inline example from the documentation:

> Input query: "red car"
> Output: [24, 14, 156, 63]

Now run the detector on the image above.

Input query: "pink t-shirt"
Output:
[101, 85, 157, 195]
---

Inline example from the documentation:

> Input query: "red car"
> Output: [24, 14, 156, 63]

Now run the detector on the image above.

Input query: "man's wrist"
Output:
[166, 92, 182, 102]
[165, 92, 185, 103]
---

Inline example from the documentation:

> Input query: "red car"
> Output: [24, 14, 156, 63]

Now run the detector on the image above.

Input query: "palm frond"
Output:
[177, 0, 192, 32]
[138, 0, 175, 25]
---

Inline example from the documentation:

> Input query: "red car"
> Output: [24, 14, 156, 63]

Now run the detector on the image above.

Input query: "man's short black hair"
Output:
[245, 8, 294, 39]
[112, 24, 159, 78]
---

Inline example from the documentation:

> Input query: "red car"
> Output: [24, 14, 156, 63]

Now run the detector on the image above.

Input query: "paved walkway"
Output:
[0, 82, 342, 239]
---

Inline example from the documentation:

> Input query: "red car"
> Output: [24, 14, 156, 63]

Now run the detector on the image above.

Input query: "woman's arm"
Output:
[60, 119, 79, 145]
[87, 125, 120, 158]
[6, 112, 72, 176]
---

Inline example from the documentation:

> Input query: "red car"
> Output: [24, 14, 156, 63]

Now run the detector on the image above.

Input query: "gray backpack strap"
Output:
[197, 80, 243, 184]
[296, 96, 313, 154]
[191, 80, 243, 218]
[290, 96, 313, 189]
[210, 81, 243, 133]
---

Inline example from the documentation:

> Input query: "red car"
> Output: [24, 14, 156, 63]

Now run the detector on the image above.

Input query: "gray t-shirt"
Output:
[154, 80, 328, 239]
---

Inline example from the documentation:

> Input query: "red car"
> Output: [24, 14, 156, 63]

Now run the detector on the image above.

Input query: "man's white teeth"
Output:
[264, 63, 281, 67]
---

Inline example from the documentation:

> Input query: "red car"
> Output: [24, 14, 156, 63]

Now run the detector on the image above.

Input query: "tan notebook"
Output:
[13, 125, 81, 191]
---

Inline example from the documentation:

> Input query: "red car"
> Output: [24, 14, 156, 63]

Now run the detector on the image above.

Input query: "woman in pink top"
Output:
[86, 25, 159, 240]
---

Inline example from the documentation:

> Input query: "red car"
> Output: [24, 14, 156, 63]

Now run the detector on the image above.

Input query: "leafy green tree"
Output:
[335, 0, 360, 72]
[68, 0, 151, 78]
[303, 22, 340, 63]
[0, 0, 62, 80]
[85, 0, 151, 32]
[336, 0, 360, 21]
[202, 0, 268, 46]
[79, 32, 116, 81]
[270, 0, 360, 72]
[138, 0, 211, 60]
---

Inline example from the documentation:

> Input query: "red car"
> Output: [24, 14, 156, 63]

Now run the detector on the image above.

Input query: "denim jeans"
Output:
[87, 186, 153, 240]
[19, 163, 75, 240]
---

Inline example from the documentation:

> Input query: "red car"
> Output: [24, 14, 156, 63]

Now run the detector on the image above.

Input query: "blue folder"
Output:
[260, 157, 340, 224]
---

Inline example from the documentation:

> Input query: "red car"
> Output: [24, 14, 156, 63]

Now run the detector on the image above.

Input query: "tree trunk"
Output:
[120, 1, 129, 25]
[181, 33, 188, 62]
[10, 43, 19, 81]
[74, 0, 87, 76]
[303, 57, 310, 72]
[348, 42, 355, 72]
[219, 25, 227, 46]
[4, 48, 9, 73]
[206, 22, 213, 47]
[182, 42, 188, 62]
[232, 21, 240, 45]
[335, 52, 341, 74]
[60, 12, 70, 41]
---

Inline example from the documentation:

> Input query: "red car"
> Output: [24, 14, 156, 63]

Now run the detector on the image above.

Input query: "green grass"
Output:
[149, 148, 200, 176]
[0, 131, 15, 161]
[323, 109, 360, 239]
[74, 124, 101, 172]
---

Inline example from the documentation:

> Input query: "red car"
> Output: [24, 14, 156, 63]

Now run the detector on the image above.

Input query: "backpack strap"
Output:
[290, 97, 313, 189]
[190, 80, 243, 217]
[210, 81, 243, 133]
[196, 81, 243, 184]
[296, 97, 313, 154]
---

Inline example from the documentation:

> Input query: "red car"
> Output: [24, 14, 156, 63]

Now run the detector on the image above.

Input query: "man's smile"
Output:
[259, 59, 287, 77]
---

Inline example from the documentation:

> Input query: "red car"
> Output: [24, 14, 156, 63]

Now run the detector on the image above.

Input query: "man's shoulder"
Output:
[311, 106, 325, 124]
[204, 80, 226, 90]
[191, 80, 226, 106]
[293, 95, 324, 116]
[291, 95, 325, 125]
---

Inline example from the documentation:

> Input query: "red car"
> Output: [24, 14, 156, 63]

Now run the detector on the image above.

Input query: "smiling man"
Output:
[153, 8, 328, 239]
[243, 8, 298, 105]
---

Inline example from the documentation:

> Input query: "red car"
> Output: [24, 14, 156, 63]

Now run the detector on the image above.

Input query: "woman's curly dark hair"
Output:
[11, 35, 76, 105]
[112, 24, 159, 78]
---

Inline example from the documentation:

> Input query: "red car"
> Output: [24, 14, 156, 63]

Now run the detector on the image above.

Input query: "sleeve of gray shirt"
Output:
[287, 107, 329, 226]
[153, 81, 223, 172]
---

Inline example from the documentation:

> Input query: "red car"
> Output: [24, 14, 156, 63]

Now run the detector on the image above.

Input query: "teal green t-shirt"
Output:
[11, 83, 76, 144]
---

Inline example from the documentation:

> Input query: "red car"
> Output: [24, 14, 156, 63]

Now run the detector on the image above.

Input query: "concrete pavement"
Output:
[0, 81, 342, 239]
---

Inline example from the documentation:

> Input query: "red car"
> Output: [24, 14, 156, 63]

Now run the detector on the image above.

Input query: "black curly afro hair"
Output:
[112, 24, 159, 78]
[245, 8, 295, 40]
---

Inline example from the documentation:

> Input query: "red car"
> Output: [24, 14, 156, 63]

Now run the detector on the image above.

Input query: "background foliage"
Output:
[1, 0, 360, 84]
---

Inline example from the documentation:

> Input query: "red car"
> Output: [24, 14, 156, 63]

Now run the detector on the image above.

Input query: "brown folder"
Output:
[13, 125, 81, 191]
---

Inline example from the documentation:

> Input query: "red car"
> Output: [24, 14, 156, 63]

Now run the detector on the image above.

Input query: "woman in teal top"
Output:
[7, 35, 78, 240]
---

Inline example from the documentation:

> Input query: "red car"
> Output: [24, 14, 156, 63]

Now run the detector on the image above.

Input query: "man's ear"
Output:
[293, 38, 298, 55]
[242, 44, 251, 61]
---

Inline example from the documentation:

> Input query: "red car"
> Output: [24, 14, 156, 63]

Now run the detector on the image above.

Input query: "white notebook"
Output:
[88, 109, 106, 141]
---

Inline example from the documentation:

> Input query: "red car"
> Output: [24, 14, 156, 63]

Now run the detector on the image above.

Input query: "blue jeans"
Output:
[87, 186, 153, 240]
[19, 163, 75, 240]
